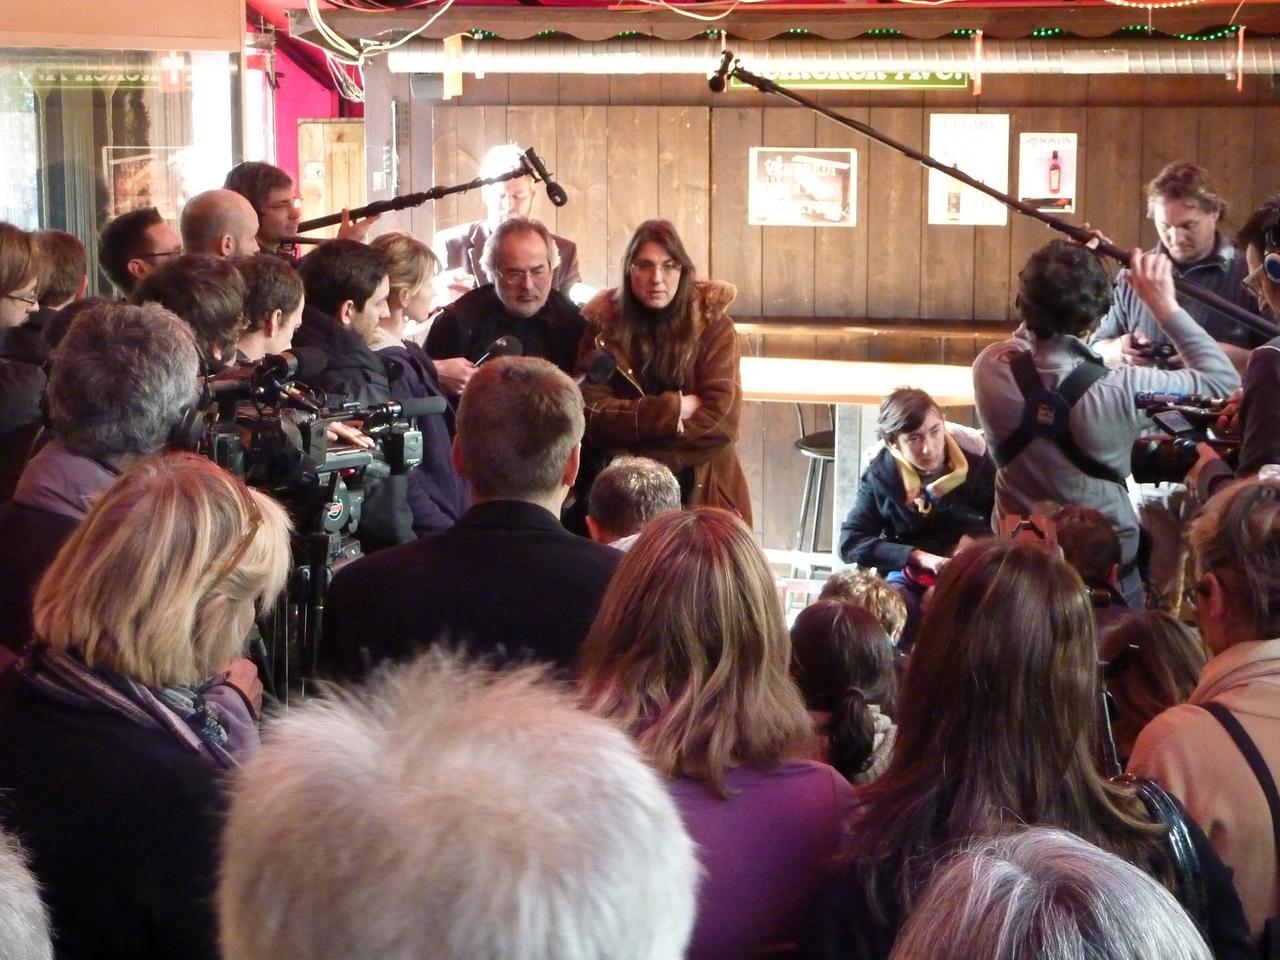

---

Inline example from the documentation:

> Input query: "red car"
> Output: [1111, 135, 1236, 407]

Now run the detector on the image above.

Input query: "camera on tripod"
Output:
[1130, 391, 1239, 484]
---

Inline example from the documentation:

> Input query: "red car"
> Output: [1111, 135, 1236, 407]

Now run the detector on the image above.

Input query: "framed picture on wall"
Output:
[748, 147, 857, 227]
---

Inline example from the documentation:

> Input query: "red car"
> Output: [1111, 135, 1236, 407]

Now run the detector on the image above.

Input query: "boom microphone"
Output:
[708, 51, 735, 93]
[522, 149, 569, 208]
[475, 335, 524, 366]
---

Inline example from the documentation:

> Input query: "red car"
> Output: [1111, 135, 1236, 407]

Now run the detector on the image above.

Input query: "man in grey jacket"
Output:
[974, 240, 1239, 607]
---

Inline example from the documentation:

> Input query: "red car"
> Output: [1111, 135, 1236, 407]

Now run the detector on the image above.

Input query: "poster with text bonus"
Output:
[1018, 132, 1078, 214]
[926, 114, 1010, 226]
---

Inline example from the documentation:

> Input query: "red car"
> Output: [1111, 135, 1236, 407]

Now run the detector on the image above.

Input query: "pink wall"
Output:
[272, 43, 341, 182]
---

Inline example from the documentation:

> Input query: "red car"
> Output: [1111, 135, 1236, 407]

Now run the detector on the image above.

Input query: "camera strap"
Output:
[994, 351, 1125, 484]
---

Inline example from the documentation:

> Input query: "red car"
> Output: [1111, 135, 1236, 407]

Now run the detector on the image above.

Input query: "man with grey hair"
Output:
[179, 189, 261, 259]
[433, 142, 582, 303]
[587, 455, 682, 550]
[0, 829, 53, 960]
[322, 356, 621, 679]
[426, 217, 584, 396]
[219, 652, 698, 960]
[0, 300, 200, 655]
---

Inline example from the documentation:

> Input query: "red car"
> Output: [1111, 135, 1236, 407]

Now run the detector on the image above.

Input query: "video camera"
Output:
[1130, 390, 1238, 484]
[200, 347, 443, 538]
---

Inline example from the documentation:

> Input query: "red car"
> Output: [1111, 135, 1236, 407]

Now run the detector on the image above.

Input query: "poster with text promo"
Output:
[926, 114, 1010, 226]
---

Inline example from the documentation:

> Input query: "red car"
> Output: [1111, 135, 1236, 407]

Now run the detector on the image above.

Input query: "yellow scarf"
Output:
[888, 431, 970, 514]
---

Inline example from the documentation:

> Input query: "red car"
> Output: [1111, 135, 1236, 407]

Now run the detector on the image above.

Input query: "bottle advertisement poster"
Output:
[926, 114, 1010, 226]
[1017, 133, 1078, 213]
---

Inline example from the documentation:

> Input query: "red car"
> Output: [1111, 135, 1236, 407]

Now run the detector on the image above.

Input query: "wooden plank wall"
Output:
[360, 65, 1280, 549]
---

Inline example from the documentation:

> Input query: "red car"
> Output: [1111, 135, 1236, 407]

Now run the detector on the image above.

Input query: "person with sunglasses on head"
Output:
[574, 218, 751, 525]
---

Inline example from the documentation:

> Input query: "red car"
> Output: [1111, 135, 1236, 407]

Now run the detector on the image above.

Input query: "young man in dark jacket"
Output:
[839, 387, 996, 646]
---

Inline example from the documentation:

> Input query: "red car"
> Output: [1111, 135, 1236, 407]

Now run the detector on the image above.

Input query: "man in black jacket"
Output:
[839, 387, 996, 646]
[426, 218, 584, 396]
[293, 239, 413, 551]
[320, 356, 621, 681]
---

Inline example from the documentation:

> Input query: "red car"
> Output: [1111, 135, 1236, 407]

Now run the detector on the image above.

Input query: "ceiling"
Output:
[254, 0, 1280, 44]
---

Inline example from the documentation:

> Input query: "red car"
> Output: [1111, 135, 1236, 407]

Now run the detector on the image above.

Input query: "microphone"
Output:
[577, 348, 618, 385]
[708, 51, 735, 93]
[258, 347, 328, 383]
[383, 397, 448, 419]
[1134, 391, 1220, 409]
[522, 149, 569, 208]
[475, 335, 524, 366]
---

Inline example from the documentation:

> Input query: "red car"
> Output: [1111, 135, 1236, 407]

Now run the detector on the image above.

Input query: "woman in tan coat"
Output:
[576, 219, 751, 525]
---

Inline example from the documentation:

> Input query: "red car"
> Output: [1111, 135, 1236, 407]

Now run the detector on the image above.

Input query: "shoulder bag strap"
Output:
[1203, 702, 1280, 866]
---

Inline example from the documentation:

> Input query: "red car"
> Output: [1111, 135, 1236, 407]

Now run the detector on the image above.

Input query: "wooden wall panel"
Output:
[710, 109, 764, 316]
[814, 112, 869, 318]
[1082, 107, 1144, 256]
[920, 108, 975, 322]
[604, 107, 660, 291]
[1198, 107, 1261, 237]
[556, 106, 611, 291]
[657, 107, 712, 279]
[760, 108, 817, 317]
[865, 106, 924, 319]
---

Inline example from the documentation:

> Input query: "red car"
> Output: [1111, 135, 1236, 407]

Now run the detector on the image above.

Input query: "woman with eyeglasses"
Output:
[804, 537, 1254, 960]
[576, 219, 752, 524]
[0, 452, 291, 960]
[0, 222, 43, 500]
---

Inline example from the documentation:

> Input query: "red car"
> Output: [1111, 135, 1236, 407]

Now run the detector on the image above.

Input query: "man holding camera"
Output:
[974, 240, 1239, 608]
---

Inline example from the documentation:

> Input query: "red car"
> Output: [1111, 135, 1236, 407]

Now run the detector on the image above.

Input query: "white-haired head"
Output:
[0, 829, 53, 960]
[218, 651, 698, 960]
[889, 827, 1212, 960]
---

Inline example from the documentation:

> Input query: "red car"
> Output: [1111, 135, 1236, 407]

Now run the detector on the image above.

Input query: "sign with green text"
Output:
[730, 70, 969, 90]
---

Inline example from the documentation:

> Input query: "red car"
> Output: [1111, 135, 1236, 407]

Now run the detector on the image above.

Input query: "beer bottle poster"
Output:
[926, 113, 1010, 226]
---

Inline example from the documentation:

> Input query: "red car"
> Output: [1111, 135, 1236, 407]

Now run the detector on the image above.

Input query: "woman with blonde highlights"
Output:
[807, 537, 1254, 960]
[580, 507, 855, 960]
[366, 231, 467, 534]
[0, 452, 291, 960]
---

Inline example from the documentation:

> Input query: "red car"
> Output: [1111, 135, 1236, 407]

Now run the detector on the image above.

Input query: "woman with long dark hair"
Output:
[576, 219, 751, 524]
[805, 538, 1253, 960]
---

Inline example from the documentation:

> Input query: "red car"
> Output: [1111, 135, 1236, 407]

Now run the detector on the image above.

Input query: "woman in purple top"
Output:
[580, 507, 857, 960]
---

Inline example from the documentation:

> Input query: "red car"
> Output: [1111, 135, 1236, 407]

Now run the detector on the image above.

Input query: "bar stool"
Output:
[793, 404, 836, 570]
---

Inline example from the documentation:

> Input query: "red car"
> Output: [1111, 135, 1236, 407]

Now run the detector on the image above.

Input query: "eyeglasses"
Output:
[133, 248, 183, 261]
[214, 487, 265, 582]
[265, 197, 303, 212]
[2, 291, 38, 308]
[628, 258, 683, 277]
[496, 264, 549, 284]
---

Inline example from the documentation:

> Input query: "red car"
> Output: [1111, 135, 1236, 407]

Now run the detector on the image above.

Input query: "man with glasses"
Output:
[98, 207, 183, 296]
[433, 144, 583, 306]
[224, 161, 302, 256]
[426, 217, 584, 397]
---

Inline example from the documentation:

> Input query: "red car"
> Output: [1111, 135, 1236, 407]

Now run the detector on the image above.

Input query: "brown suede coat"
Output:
[577, 280, 753, 525]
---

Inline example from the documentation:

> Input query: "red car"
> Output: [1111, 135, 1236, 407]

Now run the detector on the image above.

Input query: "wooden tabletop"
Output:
[740, 356, 976, 406]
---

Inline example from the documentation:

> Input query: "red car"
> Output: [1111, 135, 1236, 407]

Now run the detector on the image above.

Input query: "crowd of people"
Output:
[0, 148, 1277, 960]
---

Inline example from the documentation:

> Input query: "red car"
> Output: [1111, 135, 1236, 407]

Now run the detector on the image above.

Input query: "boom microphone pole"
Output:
[712, 53, 1279, 342]
[292, 146, 567, 234]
